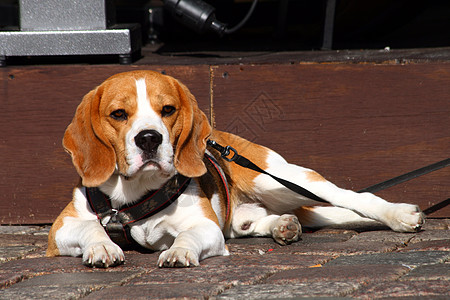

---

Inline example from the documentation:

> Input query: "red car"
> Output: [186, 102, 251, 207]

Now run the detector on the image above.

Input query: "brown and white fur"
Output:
[47, 70, 424, 268]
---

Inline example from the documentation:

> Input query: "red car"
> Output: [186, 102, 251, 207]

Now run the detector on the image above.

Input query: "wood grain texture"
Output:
[0, 65, 211, 224]
[0, 62, 449, 224]
[212, 63, 450, 217]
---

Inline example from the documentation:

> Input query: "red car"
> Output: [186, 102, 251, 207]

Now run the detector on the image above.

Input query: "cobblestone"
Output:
[0, 219, 449, 299]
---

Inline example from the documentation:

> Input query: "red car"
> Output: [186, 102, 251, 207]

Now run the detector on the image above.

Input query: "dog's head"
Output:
[63, 70, 212, 187]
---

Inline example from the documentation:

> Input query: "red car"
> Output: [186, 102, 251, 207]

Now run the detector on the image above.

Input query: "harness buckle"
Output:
[100, 208, 119, 227]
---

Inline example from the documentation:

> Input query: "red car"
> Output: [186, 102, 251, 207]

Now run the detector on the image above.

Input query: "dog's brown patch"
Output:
[294, 206, 316, 225]
[46, 200, 78, 257]
[306, 171, 327, 182]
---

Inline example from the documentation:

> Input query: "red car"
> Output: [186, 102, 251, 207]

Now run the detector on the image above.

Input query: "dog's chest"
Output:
[128, 180, 224, 250]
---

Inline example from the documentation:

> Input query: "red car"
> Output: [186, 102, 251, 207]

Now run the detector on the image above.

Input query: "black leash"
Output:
[207, 139, 450, 215]
[357, 158, 450, 216]
[358, 158, 450, 193]
[207, 140, 329, 204]
[423, 198, 450, 216]
[358, 158, 450, 216]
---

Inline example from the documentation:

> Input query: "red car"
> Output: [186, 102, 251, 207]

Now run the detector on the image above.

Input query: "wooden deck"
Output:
[1, 47, 449, 224]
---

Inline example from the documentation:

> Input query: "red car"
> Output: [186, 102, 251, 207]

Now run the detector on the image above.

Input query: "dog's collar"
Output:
[204, 152, 231, 221]
[85, 173, 191, 246]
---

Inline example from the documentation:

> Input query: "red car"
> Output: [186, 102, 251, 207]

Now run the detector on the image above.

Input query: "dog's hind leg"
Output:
[226, 203, 302, 245]
[250, 150, 424, 233]
[294, 206, 382, 229]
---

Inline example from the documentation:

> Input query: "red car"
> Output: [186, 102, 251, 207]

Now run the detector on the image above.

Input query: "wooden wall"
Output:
[1, 62, 449, 224]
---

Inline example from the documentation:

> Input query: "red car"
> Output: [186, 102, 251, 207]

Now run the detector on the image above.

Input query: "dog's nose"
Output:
[134, 130, 163, 154]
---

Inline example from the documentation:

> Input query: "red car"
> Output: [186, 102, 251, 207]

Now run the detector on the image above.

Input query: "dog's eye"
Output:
[161, 105, 176, 117]
[110, 109, 128, 121]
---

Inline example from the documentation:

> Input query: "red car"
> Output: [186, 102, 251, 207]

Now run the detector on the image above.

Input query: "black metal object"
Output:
[164, 0, 226, 35]
[322, 0, 337, 50]
[162, 0, 259, 36]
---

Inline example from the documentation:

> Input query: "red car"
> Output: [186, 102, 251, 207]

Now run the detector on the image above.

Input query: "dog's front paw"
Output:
[82, 242, 125, 268]
[158, 247, 199, 268]
[272, 214, 302, 245]
[384, 203, 425, 233]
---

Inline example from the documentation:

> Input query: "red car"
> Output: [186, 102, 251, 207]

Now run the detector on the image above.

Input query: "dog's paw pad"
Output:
[158, 247, 199, 268]
[82, 242, 124, 268]
[272, 214, 302, 245]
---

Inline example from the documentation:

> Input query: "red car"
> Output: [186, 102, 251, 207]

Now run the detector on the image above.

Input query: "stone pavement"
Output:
[0, 219, 449, 299]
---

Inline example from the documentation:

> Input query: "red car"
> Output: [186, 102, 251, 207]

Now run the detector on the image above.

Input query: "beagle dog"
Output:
[47, 70, 424, 268]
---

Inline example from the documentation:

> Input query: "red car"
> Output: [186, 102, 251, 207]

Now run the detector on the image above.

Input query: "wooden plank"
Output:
[1, 62, 449, 224]
[212, 63, 450, 217]
[0, 65, 211, 224]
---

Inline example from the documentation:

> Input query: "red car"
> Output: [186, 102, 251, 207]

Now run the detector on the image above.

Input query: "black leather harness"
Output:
[86, 153, 230, 247]
[86, 173, 191, 247]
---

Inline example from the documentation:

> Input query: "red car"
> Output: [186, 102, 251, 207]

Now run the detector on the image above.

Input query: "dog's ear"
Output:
[173, 80, 212, 178]
[63, 86, 116, 187]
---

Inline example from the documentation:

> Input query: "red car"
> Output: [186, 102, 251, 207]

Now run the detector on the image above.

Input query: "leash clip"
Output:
[207, 140, 239, 162]
[222, 146, 238, 162]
